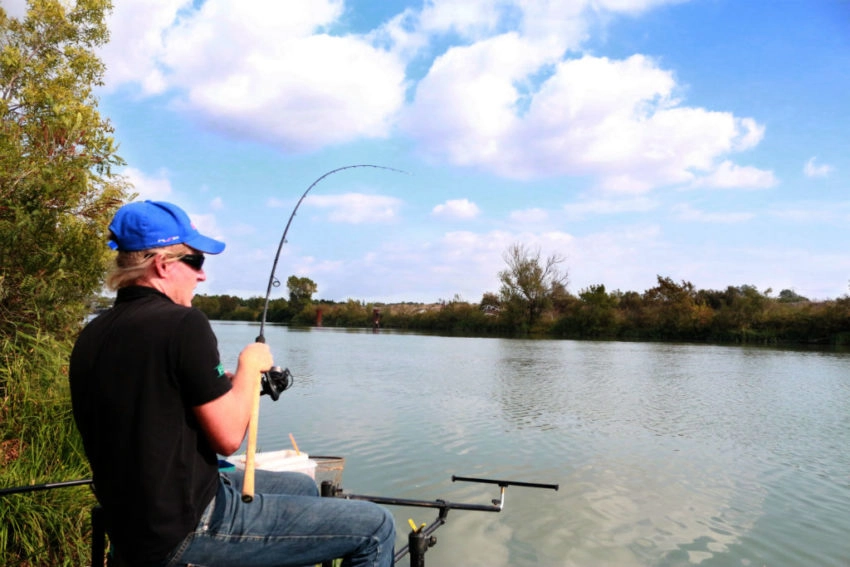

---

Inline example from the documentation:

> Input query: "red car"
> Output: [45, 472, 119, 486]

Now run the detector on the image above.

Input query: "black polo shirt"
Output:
[69, 286, 232, 565]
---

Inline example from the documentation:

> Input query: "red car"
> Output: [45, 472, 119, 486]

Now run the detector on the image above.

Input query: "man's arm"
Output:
[193, 342, 273, 455]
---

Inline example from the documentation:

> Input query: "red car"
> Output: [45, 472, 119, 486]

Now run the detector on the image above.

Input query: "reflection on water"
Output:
[214, 323, 850, 566]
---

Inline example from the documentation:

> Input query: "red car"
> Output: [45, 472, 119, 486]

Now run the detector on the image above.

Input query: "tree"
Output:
[0, 0, 128, 341]
[778, 289, 809, 303]
[498, 243, 568, 330]
[286, 275, 317, 316]
[1, 2, 127, 563]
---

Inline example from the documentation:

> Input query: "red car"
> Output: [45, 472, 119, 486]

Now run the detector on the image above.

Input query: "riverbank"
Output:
[191, 288, 850, 347]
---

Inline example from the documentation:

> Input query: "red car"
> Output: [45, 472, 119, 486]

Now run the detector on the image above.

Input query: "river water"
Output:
[213, 322, 850, 567]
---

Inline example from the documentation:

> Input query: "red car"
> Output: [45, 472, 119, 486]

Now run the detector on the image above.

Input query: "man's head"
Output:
[106, 201, 225, 306]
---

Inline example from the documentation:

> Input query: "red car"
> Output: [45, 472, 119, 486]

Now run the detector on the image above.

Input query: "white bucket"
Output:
[233, 449, 317, 479]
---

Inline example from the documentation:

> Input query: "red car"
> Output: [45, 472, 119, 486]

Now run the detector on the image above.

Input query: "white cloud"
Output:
[100, 0, 765, 193]
[304, 193, 403, 224]
[732, 117, 765, 151]
[691, 160, 777, 190]
[123, 167, 174, 200]
[769, 201, 850, 223]
[417, 0, 506, 39]
[99, 0, 187, 94]
[672, 203, 754, 223]
[101, 0, 406, 151]
[562, 196, 659, 219]
[401, 33, 546, 165]
[509, 207, 549, 223]
[515, 1, 590, 50]
[404, 49, 767, 192]
[804, 157, 834, 178]
[381, 0, 589, 55]
[595, 0, 689, 14]
[432, 198, 481, 219]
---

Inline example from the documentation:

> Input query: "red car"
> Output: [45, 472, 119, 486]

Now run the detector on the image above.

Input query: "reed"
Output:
[1, 327, 95, 566]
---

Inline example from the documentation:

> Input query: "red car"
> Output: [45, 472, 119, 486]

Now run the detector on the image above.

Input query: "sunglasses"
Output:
[178, 254, 205, 271]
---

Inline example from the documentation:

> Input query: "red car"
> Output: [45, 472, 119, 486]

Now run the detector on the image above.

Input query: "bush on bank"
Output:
[1, 328, 95, 566]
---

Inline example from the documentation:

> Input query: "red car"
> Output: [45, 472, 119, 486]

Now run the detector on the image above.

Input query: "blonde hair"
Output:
[105, 244, 191, 290]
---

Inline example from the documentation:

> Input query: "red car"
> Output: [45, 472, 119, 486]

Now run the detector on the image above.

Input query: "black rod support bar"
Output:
[339, 493, 502, 513]
[452, 475, 560, 491]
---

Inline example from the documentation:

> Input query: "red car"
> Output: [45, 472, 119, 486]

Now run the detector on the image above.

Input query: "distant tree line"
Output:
[193, 244, 850, 346]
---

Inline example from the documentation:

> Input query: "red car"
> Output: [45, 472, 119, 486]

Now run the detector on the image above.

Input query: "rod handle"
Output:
[241, 373, 262, 503]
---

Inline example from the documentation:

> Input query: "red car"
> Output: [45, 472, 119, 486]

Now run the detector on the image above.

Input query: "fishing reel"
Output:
[260, 366, 293, 401]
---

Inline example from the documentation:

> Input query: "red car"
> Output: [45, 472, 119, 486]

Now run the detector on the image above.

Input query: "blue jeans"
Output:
[162, 470, 395, 567]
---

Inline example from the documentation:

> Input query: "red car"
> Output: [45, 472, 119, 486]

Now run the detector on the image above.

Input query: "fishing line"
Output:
[256, 164, 407, 343]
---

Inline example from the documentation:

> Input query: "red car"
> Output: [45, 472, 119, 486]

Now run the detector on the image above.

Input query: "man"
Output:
[70, 200, 395, 567]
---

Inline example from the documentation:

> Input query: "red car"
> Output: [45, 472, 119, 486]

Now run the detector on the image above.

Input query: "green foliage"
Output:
[286, 275, 317, 319]
[192, 277, 318, 325]
[640, 276, 703, 339]
[0, 0, 128, 341]
[479, 291, 500, 312]
[304, 299, 371, 327]
[553, 284, 618, 338]
[778, 288, 809, 303]
[287, 275, 317, 304]
[192, 294, 268, 322]
[548, 277, 850, 345]
[1, 327, 96, 566]
[0, 1, 123, 563]
[398, 296, 501, 334]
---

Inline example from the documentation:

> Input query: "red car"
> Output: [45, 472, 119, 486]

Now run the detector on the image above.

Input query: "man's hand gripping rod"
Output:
[241, 347, 294, 503]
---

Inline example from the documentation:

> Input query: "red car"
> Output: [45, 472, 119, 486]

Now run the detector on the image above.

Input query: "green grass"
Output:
[1, 328, 96, 566]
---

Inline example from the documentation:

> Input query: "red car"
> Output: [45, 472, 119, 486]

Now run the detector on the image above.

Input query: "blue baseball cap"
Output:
[108, 200, 226, 254]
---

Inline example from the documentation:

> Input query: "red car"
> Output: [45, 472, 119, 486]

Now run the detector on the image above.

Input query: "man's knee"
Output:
[374, 504, 396, 542]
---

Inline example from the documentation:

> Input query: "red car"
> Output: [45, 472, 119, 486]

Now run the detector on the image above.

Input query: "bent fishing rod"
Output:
[242, 164, 406, 503]
[255, 164, 407, 343]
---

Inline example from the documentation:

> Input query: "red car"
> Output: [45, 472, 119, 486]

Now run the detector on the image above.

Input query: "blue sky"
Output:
[6, 0, 849, 303]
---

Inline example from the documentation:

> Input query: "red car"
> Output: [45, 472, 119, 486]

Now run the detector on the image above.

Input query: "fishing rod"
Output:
[243, 164, 406, 503]
[251, 162, 407, 399]
[0, 478, 92, 496]
[256, 164, 407, 343]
